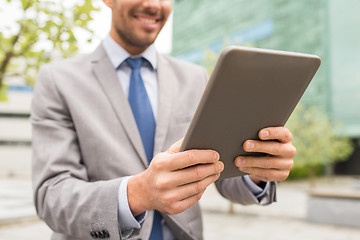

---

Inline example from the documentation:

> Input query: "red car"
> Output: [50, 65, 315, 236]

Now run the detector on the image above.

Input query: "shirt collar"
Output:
[102, 35, 158, 70]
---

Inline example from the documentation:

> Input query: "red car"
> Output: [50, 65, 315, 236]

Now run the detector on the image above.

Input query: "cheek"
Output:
[113, 9, 130, 29]
[161, 1, 172, 17]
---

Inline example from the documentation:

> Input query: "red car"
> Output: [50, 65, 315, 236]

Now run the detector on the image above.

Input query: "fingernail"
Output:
[246, 141, 255, 150]
[236, 157, 246, 166]
[260, 130, 269, 139]
[214, 152, 220, 160]
[218, 162, 224, 171]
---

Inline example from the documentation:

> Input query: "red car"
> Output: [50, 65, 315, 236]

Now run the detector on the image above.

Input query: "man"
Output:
[31, 0, 295, 239]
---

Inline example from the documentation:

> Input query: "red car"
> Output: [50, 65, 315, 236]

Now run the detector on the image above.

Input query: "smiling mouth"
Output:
[134, 10, 162, 27]
[138, 17, 158, 25]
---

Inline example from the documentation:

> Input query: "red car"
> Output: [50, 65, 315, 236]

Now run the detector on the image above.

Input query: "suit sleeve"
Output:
[31, 65, 124, 239]
[215, 177, 277, 205]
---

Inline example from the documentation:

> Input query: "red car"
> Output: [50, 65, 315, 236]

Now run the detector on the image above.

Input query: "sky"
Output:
[0, 1, 173, 54]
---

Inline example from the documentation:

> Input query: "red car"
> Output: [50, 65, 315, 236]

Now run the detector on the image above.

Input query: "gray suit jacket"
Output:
[31, 45, 276, 240]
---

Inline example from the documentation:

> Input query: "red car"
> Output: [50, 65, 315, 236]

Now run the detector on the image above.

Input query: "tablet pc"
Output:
[180, 46, 321, 179]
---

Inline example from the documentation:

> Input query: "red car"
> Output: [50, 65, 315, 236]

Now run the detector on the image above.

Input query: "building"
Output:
[172, 0, 360, 174]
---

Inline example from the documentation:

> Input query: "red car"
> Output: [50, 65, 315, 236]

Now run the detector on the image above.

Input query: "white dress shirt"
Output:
[102, 35, 269, 239]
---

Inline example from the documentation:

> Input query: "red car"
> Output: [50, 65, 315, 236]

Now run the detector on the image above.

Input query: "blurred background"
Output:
[1, 0, 360, 239]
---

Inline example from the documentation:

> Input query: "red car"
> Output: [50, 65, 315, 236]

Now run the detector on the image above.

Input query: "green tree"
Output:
[286, 104, 354, 179]
[0, 0, 100, 101]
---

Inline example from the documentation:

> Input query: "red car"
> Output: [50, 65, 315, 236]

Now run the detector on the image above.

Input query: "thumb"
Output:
[167, 138, 184, 154]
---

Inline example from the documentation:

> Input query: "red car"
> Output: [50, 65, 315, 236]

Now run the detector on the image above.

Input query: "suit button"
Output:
[90, 231, 98, 239]
[102, 230, 110, 238]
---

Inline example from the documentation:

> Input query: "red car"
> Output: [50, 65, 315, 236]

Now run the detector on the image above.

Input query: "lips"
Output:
[134, 12, 162, 29]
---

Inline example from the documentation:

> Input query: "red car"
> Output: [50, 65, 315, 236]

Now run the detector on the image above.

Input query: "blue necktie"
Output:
[127, 57, 156, 162]
[126, 57, 163, 240]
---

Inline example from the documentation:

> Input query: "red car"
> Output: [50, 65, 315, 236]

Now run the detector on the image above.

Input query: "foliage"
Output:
[287, 162, 325, 179]
[0, 0, 100, 101]
[286, 104, 354, 179]
[0, 84, 8, 101]
[201, 49, 218, 76]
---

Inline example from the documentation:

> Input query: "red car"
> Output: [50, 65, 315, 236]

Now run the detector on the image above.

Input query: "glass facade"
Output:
[173, 0, 360, 137]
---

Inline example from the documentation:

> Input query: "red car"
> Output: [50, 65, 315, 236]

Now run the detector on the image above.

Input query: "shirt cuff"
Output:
[242, 175, 270, 199]
[118, 176, 147, 232]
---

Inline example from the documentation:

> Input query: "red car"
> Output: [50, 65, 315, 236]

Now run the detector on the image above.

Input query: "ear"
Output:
[103, 0, 113, 8]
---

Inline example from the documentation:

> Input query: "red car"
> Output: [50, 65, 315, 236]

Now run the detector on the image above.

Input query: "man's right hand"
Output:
[127, 139, 224, 216]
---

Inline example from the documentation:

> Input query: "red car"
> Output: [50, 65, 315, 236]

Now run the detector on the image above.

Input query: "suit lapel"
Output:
[91, 45, 148, 167]
[154, 55, 177, 155]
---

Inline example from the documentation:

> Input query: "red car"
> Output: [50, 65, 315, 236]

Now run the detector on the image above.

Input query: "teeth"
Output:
[139, 17, 156, 25]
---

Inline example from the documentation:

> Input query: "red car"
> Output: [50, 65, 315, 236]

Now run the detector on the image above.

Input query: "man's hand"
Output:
[128, 139, 224, 216]
[234, 127, 296, 185]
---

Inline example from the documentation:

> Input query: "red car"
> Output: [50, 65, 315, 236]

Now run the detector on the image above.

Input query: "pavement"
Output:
[0, 179, 35, 225]
[1, 176, 360, 240]
[201, 178, 360, 240]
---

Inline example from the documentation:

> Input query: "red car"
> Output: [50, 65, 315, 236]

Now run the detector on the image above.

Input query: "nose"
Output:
[143, 0, 161, 11]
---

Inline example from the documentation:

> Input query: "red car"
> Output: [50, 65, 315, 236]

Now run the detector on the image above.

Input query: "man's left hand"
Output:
[234, 127, 296, 185]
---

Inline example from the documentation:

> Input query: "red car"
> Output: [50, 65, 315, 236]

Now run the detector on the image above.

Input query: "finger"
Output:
[235, 156, 294, 171]
[158, 173, 219, 214]
[171, 161, 224, 186]
[168, 150, 220, 171]
[176, 173, 220, 201]
[164, 191, 205, 215]
[238, 168, 290, 182]
[178, 191, 204, 210]
[167, 138, 184, 154]
[259, 127, 293, 143]
[243, 140, 296, 158]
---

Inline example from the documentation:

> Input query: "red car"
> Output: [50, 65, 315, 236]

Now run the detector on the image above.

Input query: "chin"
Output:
[115, 28, 159, 50]
[135, 34, 158, 47]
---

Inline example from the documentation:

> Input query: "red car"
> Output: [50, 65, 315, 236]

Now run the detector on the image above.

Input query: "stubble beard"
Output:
[115, 27, 156, 50]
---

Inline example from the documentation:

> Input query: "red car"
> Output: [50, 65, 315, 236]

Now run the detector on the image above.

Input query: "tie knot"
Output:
[126, 57, 143, 70]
